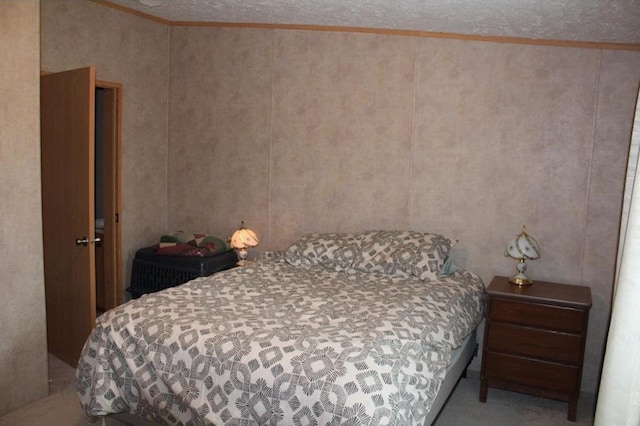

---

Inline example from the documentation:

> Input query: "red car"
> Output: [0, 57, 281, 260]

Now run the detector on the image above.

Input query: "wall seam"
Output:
[165, 23, 172, 231]
[407, 36, 419, 228]
[267, 29, 275, 248]
[580, 49, 603, 284]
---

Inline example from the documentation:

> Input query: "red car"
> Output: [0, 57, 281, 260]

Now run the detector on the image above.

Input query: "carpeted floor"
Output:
[0, 354, 595, 426]
[0, 355, 97, 426]
[434, 372, 595, 425]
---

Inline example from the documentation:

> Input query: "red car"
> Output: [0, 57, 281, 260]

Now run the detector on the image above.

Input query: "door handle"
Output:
[75, 236, 102, 246]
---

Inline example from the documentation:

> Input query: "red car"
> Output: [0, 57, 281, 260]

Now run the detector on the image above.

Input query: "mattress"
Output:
[422, 329, 477, 425]
[77, 253, 485, 425]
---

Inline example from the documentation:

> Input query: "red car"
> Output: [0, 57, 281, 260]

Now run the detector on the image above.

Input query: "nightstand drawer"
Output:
[484, 352, 578, 393]
[486, 322, 582, 363]
[490, 298, 585, 333]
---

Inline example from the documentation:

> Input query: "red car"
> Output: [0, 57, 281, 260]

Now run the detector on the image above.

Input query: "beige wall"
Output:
[0, 0, 48, 415]
[167, 27, 640, 394]
[40, 0, 171, 287]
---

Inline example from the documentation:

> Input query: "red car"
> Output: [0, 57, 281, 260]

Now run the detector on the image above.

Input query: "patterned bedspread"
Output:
[76, 255, 485, 425]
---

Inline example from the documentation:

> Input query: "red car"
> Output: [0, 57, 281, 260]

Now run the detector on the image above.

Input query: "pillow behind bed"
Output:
[349, 230, 454, 281]
[284, 232, 362, 271]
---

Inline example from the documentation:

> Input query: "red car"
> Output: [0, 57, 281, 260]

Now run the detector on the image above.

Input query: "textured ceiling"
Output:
[103, 0, 640, 45]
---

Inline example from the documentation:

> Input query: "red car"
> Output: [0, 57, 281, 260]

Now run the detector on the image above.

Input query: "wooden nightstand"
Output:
[479, 276, 592, 421]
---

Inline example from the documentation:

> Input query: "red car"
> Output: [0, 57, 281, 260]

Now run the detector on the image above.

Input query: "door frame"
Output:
[97, 79, 123, 309]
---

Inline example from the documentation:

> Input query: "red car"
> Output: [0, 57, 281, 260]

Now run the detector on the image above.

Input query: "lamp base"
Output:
[509, 259, 533, 286]
[235, 248, 249, 264]
[509, 273, 533, 286]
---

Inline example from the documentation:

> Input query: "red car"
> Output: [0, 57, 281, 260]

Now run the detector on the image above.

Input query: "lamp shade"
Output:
[230, 224, 259, 250]
[505, 226, 541, 261]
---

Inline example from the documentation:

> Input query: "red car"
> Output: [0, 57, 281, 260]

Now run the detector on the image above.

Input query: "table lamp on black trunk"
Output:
[230, 221, 259, 263]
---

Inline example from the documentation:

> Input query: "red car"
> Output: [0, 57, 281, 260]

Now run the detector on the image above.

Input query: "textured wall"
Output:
[31, 0, 640, 401]
[40, 0, 170, 287]
[0, 0, 48, 416]
[167, 26, 640, 394]
[168, 28, 273, 242]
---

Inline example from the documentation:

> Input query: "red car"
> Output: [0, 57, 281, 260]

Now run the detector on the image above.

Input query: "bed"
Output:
[76, 231, 486, 425]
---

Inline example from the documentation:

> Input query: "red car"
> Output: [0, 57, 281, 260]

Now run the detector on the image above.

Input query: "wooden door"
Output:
[41, 66, 96, 367]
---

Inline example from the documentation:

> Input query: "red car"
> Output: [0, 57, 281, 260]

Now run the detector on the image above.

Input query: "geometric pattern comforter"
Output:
[76, 256, 485, 425]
